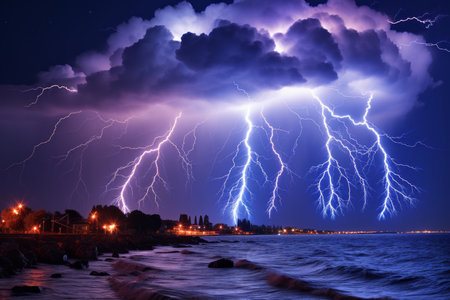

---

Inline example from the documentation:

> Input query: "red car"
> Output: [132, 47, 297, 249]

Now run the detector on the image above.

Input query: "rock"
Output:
[35, 244, 65, 264]
[50, 273, 62, 278]
[69, 260, 89, 270]
[11, 285, 42, 294]
[208, 258, 234, 268]
[72, 244, 98, 260]
[105, 258, 115, 262]
[234, 259, 263, 270]
[90, 271, 110, 276]
[112, 250, 120, 258]
[6, 249, 29, 270]
[180, 249, 196, 255]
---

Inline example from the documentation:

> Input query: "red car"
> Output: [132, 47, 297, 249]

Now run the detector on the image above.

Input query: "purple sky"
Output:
[1, 0, 449, 230]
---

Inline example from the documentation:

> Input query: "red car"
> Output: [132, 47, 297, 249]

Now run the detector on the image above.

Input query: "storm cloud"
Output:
[1, 0, 433, 117]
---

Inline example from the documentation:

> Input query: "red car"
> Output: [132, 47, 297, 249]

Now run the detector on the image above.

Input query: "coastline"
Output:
[0, 233, 206, 278]
[1, 233, 448, 299]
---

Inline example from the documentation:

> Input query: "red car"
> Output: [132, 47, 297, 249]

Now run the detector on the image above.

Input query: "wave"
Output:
[109, 260, 208, 300]
[109, 277, 178, 300]
[318, 265, 385, 280]
[111, 260, 158, 277]
[235, 259, 387, 299]
[388, 275, 423, 285]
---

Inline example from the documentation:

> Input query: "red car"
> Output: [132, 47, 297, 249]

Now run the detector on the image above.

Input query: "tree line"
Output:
[0, 204, 162, 234]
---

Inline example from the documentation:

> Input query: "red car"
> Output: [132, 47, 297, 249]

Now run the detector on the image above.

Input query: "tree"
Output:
[90, 205, 126, 230]
[199, 215, 203, 226]
[65, 209, 84, 224]
[127, 210, 162, 233]
[238, 218, 251, 231]
[23, 210, 48, 231]
[1, 205, 32, 232]
[179, 214, 189, 225]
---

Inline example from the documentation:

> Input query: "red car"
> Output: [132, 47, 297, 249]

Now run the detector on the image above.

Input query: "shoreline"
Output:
[0, 233, 206, 279]
[0, 234, 448, 299]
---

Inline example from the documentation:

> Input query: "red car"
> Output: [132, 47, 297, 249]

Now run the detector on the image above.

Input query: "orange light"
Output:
[2, 219, 5, 223]
[104, 224, 116, 233]
[13, 209, 19, 215]
[283, 229, 287, 233]
[235, 227, 238, 231]
[219, 225, 223, 229]
[18, 204, 23, 209]
[91, 213, 96, 220]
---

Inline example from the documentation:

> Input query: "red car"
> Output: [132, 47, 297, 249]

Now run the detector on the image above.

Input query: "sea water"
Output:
[0, 233, 448, 299]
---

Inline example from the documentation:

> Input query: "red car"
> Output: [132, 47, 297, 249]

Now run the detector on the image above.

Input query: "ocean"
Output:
[0, 233, 448, 299]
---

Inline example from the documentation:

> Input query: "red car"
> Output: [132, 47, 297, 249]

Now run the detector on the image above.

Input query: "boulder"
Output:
[90, 271, 110, 276]
[6, 249, 29, 270]
[72, 244, 98, 260]
[69, 260, 89, 270]
[208, 258, 234, 268]
[11, 285, 42, 294]
[180, 249, 196, 255]
[50, 273, 62, 278]
[35, 244, 65, 264]
[112, 250, 120, 258]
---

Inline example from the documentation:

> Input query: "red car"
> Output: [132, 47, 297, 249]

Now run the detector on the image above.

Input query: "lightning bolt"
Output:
[259, 110, 295, 217]
[218, 106, 253, 225]
[219, 83, 297, 223]
[311, 92, 418, 219]
[107, 112, 190, 213]
[56, 114, 132, 204]
[6, 110, 82, 175]
[411, 40, 450, 53]
[388, 13, 446, 29]
[24, 85, 77, 108]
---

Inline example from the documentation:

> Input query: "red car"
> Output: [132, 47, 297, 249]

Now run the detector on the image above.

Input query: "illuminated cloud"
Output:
[0, 0, 430, 119]
[0, 0, 440, 222]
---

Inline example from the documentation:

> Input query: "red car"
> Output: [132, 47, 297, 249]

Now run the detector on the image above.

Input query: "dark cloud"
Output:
[75, 22, 311, 107]
[282, 18, 342, 84]
[0, 0, 431, 114]
[176, 21, 306, 91]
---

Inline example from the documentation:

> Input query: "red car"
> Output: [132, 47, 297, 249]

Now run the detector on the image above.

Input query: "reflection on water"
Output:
[0, 260, 117, 299]
[0, 234, 448, 299]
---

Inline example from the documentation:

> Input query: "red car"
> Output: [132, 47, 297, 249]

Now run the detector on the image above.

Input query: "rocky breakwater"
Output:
[0, 234, 206, 278]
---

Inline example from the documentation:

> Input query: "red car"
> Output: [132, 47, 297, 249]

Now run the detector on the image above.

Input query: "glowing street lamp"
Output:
[103, 224, 117, 234]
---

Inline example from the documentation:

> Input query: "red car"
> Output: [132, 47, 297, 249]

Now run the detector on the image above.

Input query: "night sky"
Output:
[1, 0, 449, 231]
